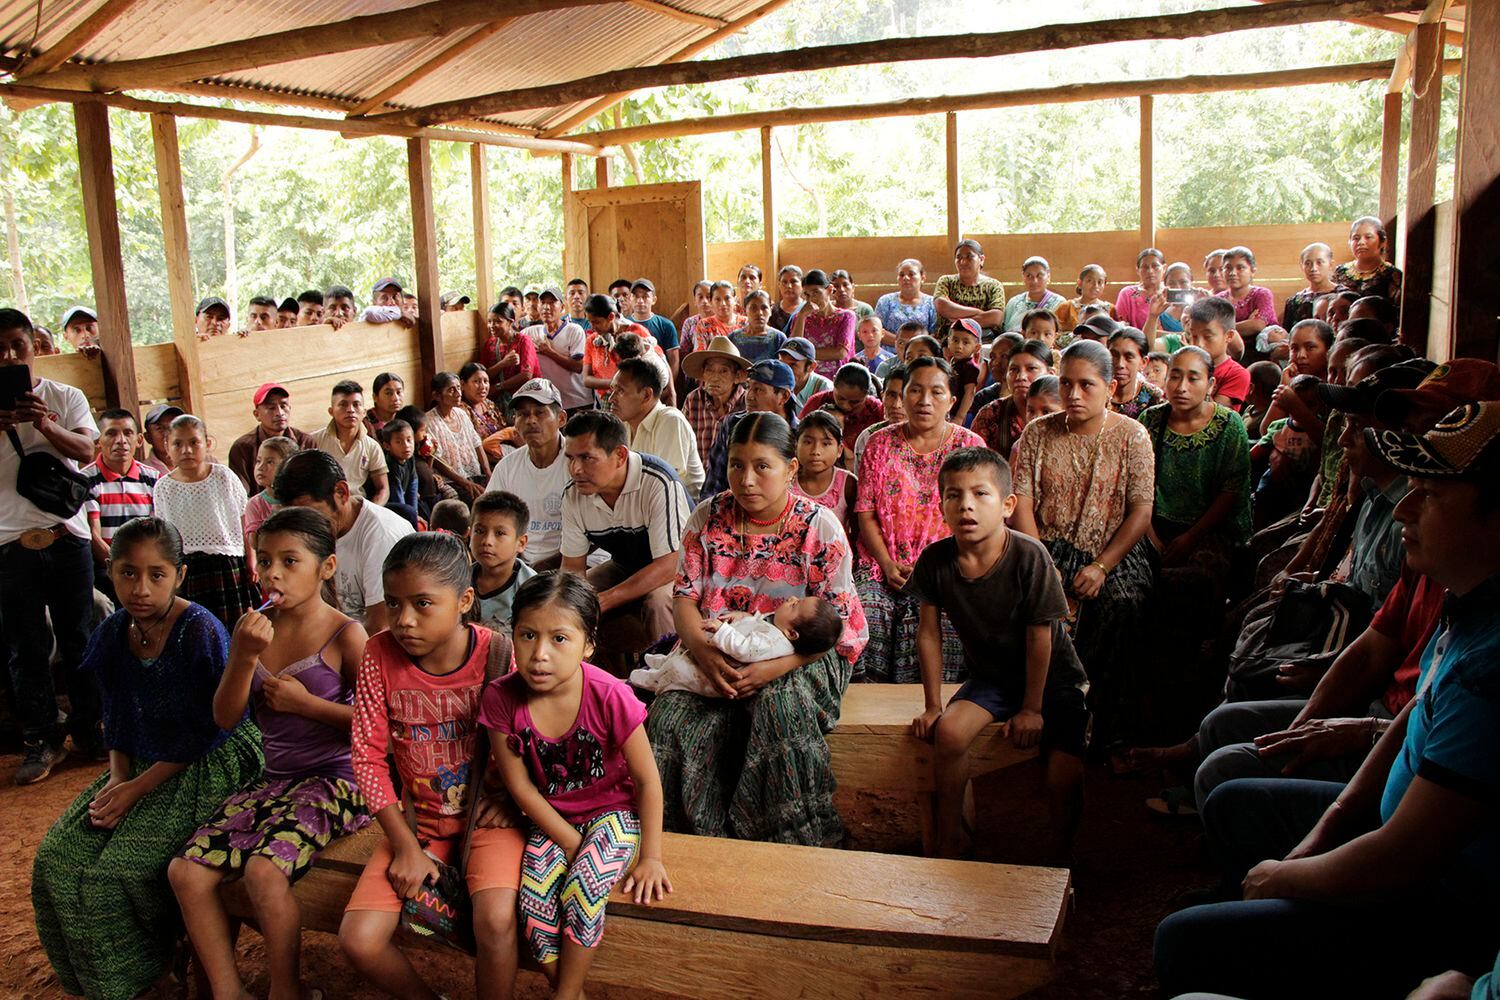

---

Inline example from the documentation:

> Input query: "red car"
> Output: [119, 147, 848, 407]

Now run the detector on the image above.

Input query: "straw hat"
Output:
[682, 335, 751, 379]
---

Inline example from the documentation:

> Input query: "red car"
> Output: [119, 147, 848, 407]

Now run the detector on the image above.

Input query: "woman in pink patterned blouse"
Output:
[1114, 248, 1167, 329]
[853, 356, 983, 684]
[1217, 245, 1278, 338]
[647, 412, 867, 846]
[789, 269, 857, 381]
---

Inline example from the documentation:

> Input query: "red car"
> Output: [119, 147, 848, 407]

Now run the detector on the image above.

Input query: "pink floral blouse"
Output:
[674, 493, 868, 663]
[800, 308, 857, 380]
[791, 466, 854, 525]
[1217, 286, 1277, 326]
[1114, 285, 1156, 329]
[854, 422, 984, 583]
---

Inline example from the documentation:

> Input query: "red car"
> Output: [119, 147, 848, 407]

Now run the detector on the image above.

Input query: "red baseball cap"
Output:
[253, 382, 290, 406]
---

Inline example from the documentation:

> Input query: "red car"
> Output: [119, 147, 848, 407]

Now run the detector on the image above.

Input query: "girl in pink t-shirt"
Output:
[480, 572, 670, 996]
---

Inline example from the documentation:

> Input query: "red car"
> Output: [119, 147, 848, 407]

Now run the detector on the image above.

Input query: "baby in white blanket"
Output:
[630, 595, 843, 698]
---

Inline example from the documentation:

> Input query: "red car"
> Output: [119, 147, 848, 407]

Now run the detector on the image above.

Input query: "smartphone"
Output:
[1166, 289, 1193, 306]
[0, 364, 31, 411]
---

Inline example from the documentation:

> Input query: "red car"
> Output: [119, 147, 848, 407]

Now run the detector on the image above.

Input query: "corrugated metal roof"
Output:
[0, 0, 768, 132]
[0, 0, 1469, 136]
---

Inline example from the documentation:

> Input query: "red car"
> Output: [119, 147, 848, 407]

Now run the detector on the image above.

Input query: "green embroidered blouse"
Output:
[1140, 402, 1253, 545]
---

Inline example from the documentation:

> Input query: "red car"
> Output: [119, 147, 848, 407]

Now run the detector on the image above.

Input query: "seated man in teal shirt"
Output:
[1155, 398, 1500, 1000]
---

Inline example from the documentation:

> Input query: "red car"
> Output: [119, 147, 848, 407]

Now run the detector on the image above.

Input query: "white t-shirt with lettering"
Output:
[335, 498, 414, 618]
[0, 377, 98, 546]
[486, 439, 570, 564]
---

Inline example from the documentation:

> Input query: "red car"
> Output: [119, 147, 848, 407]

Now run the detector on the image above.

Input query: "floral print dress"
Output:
[852, 422, 983, 683]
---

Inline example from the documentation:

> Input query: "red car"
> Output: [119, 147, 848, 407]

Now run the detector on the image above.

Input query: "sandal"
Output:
[1145, 786, 1198, 818]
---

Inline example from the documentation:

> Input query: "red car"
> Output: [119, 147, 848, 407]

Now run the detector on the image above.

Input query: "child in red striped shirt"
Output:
[339, 533, 524, 999]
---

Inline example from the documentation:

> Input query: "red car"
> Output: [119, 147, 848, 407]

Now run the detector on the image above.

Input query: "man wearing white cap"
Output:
[485, 378, 570, 569]
[59, 306, 100, 357]
[529, 287, 592, 414]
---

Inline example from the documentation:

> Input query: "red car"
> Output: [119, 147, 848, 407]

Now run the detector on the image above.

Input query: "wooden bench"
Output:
[223, 826, 1069, 999]
[830, 684, 1038, 851]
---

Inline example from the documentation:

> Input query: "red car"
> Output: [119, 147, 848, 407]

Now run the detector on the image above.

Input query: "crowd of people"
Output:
[5, 212, 1500, 1000]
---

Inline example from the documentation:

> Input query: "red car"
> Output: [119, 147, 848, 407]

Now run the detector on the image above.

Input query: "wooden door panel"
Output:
[575, 181, 705, 316]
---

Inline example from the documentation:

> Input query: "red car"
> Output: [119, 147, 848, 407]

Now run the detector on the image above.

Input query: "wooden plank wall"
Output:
[706, 221, 1351, 314]
[33, 311, 486, 443]
[35, 341, 179, 415]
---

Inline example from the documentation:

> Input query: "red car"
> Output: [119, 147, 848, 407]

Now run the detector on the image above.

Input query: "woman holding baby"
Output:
[645, 412, 867, 846]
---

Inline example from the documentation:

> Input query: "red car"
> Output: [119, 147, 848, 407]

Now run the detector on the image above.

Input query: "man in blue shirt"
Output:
[629, 278, 681, 384]
[1156, 397, 1500, 999]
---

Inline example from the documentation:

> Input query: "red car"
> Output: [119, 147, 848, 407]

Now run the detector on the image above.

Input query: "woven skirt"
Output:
[851, 572, 966, 684]
[32, 720, 264, 1000]
[1047, 536, 1156, 747]
[648, 649, 850, 847]
[181, 553, 260, 630]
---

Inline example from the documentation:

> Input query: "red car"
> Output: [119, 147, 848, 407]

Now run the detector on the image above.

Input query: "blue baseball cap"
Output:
[778, 337, 817, 363]
[747, 359, 795, 391]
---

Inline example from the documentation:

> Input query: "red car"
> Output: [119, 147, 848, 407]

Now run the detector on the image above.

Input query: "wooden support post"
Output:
[945, 112, 961, 248]
[1399, 20, 1443, 354]
[560, 152, 590, 288]
[760, 126, 778, 279]
[149, 113, 202, 414]
[1448, 0, 1500, 362]
[470, 144, 493, 310]
[595, 154, 614, 189]
[1378, 90, 1403, 252]
[73, 102, 138, 415]
[406, 138, 443, 389]
[1139, 95, 1155, 249]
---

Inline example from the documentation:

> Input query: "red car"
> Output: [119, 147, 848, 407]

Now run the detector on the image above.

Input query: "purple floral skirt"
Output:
[178, 774, 370, 883]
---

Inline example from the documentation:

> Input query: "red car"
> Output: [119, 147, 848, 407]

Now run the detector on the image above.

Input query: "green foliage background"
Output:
[0, 0, 1459, 345]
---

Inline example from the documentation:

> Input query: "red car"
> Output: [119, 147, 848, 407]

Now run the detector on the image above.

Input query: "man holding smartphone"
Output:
[0, 307, 102, 784]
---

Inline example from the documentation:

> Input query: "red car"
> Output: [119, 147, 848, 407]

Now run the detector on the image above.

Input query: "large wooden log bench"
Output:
[223, 826, 1069, 999]
[830, 683, 1038, 852]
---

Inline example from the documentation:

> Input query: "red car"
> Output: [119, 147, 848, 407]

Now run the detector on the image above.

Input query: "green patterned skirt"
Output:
[31, 720, 264, 1000]
[648, 649, 851, 847]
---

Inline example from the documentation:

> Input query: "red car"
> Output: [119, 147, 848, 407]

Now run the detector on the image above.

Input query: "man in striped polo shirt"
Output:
[81, 407, 160, 597]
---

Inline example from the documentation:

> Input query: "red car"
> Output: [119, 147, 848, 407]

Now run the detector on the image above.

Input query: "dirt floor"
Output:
[0, 750, 1207, 999]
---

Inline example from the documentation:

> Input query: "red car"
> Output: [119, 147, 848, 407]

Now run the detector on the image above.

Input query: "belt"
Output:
[14, 524, 70, 551]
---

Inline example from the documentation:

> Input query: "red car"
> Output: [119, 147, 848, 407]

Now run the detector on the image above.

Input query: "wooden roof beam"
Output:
[370, 0, 1425, 127]
[12, 0, 141, 80]
[346, 18, 517, 117]
[627, 0, 728, 29]
[28, 0, 612, 93]
[538, 0, 794, 137]
[0, 84, 604, 155]
[1250, 0, 1463, 46]
[548, 57, 1459, 147]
